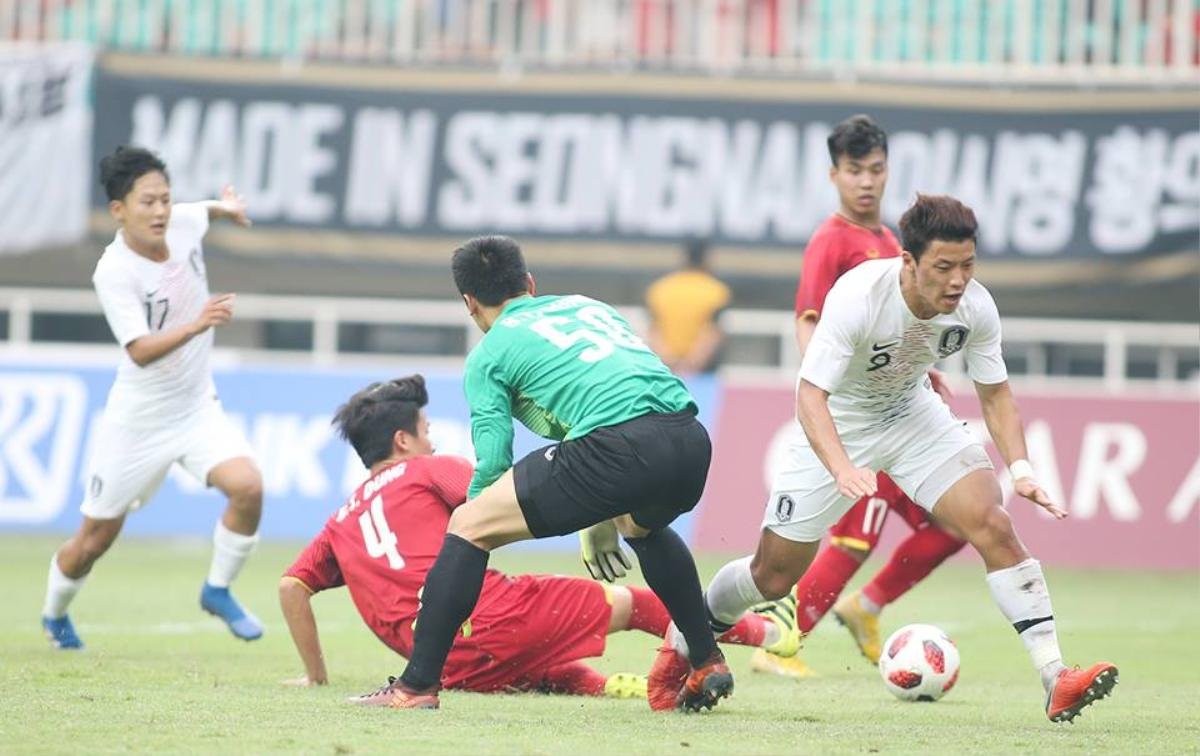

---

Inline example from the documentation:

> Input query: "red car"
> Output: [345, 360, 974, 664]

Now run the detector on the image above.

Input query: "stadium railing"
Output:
[1, 0, 1195, 83]
[1, 286, 1196, 392]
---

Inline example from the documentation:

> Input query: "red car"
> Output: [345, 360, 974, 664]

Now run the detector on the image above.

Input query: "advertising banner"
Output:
[697, 382, 1200, 570]
[0, 43, 93, 255]
[0, 361, 716, 548]
[91, 65, 1199, 260]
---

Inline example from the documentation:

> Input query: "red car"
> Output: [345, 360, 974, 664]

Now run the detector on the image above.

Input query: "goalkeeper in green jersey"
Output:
[372, 236, 733, 713]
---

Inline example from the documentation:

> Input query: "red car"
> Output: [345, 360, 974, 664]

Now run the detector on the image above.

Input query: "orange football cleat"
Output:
[348, 676, 440, 710]
[1045, 663, 1118, 723]
[647, 645, 691, 712]
[677, 648, 734, 713]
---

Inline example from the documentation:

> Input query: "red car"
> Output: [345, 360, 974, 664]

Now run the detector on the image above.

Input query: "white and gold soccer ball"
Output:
[878, 623, 960, 702]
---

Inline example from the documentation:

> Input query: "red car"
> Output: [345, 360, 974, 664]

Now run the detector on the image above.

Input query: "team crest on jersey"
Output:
[775, 494, 795, 522]
[937, 327, 969, 357]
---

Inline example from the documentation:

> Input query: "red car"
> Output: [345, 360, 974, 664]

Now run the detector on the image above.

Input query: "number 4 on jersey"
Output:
[358, 494, 405, 569]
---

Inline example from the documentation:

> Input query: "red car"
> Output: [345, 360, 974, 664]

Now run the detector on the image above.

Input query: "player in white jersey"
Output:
[701, 195, 1117, 722]
[41, 146, 265, 649]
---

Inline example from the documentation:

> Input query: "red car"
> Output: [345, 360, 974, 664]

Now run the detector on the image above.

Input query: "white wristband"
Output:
[1009, 459, 1035, 482]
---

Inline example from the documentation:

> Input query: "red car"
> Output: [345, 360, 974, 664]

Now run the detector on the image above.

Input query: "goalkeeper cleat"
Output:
[752, 593, 802, 658]
[1046, 663, 1118, 723]
[677, 648, 734, 713]
[647, 645, 691, 712]
[604, 673, 648, 699]
[832, 590, 882, 664]
[749, 648, 817, 679]
[42, 615, 83, 650]
[348, 676, 440, 710]
[200, 583, 263, 641]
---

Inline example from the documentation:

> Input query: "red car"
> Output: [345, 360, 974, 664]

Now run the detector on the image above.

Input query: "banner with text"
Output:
[697, 382, 1200, 570]
[0, 43, 93, 255]
[92, 68, 1199, 259]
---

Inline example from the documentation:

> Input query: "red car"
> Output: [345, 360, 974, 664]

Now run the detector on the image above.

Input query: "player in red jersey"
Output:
[279, 375, 798, 704]
[751, 115, 968, 678]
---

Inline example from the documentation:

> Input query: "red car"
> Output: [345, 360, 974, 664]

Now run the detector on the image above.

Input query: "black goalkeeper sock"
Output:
[399, 533, 489, 691]
[624, 527, 718, 668]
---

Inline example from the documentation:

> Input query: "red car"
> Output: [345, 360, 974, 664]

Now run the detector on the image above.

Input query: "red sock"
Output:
[716, 612, 767, 647]
[626, 585, 672, 637]
[861, 525, 965, 607]
[538, 661, 608, 696]
[795, 545, 863, 633]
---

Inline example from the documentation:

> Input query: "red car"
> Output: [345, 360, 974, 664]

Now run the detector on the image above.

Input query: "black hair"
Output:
[99, 146, 169, 202]
[899, 194, 979, 262]
[332, 374, 428, 467]
[451, 236, 530, 306]
[827, 114, 888, 165]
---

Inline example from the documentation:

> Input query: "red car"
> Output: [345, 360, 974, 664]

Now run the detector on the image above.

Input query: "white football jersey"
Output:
[800, 257, 1007, 433]
[92, 202, 215, 428]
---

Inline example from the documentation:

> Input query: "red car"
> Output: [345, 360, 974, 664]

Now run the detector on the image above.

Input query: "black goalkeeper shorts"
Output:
[513, 409, 712, 538]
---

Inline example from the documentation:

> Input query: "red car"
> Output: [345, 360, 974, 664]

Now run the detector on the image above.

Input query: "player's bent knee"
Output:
[229, 473, 264, 505]
[445, 504, 499, 549]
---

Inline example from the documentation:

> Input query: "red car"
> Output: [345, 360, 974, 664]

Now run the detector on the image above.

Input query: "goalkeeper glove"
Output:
[580, 521, 632, 583]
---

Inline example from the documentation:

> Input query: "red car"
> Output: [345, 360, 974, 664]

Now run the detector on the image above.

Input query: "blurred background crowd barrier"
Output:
[0, 1, 1196, 566]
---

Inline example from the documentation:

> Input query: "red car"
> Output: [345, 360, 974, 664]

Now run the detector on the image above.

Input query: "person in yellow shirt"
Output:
[646, 240, 731, 374]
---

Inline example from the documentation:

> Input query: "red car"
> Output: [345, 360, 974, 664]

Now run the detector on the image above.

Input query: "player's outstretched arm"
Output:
[796, 379, 877, 499]
[975, 380, 1066, 520]
[279, 576, 329, 686]
[204, 185, 252, 227]
[124, 293, 236, 366]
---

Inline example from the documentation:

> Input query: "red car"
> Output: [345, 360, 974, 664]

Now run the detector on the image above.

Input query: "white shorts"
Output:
[762, 403, 993, 543]
[81, 398, 255, 520]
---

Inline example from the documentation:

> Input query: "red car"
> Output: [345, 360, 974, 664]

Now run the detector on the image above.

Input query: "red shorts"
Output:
[441, 574, 612, 693]
[828, 472, 932, 553]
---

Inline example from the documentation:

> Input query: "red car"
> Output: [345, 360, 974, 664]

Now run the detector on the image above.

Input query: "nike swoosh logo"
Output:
[872, 340, 900, 351]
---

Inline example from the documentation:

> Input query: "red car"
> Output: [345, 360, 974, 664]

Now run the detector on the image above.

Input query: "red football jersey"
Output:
[794, 213, 902, 319]
[284, 454, 512, 659]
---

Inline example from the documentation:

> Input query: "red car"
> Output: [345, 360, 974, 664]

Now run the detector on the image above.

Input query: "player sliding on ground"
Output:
[359, 237, 737, 711]
[279, 375, 799, 699]
[697, 194, 1117, 723]
[42, 146, 264, 649]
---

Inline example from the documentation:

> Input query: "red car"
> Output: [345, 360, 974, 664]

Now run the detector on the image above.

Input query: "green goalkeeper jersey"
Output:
[463, 294, 697, 497]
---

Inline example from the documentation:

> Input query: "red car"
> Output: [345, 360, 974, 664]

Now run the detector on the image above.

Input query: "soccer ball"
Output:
[878, 623, 960, 702]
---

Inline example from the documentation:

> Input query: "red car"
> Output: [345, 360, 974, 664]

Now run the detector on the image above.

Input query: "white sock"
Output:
[666, 622, 689, 658]
[207, 522, 259, 588]
[705, 555, 767, 627]
[43, 555, 86, 619]
[985, 558, 1066, 691]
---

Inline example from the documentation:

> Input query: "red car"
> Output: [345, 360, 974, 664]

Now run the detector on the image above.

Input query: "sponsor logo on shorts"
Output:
[545, 446, 557, 461]
[938, 327, 969, 357]
[775, 494, 795, 522]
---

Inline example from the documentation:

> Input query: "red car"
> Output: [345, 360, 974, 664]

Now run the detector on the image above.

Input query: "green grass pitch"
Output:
[2, 536, 1197, 754]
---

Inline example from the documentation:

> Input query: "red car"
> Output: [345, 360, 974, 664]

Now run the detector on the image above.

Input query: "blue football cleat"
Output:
[200, 583, 263, 641]
[42, 615, 84, 649]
